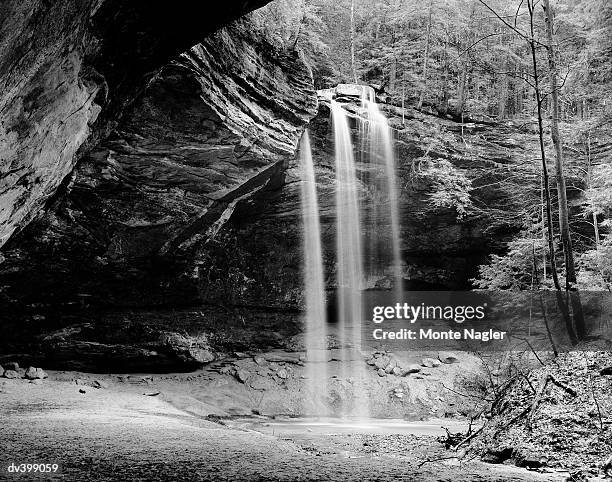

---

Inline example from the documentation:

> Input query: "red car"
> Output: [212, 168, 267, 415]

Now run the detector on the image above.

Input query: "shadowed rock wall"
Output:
[0, 17, 317, 370]
[0, 0, 272, 246]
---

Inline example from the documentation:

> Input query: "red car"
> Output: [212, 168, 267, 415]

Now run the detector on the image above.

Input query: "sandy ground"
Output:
[0, 376, 570, 481]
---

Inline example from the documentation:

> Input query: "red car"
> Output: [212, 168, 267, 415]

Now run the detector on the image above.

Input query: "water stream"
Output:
[299, 130, 328, 416]
[300, 86, 403, 419]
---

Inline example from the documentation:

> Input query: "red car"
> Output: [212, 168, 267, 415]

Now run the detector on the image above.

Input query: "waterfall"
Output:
[299, 87, 402, 420]
[299, 130, 328, 416]
[331, 100, 369, 418]
[363, 98, 403, 297]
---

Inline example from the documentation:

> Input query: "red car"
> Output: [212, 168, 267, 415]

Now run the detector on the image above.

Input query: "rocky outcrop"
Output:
[0, 0, 272, 246]
[0, 17, 317, 371]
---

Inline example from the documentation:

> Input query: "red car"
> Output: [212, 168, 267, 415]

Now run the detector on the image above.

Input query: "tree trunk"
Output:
[350, 0, 358, 83]
[543, 0, 585, 338]
[418, 0, 433, 110]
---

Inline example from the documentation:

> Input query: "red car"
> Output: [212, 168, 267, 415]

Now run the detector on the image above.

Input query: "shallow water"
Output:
[234, 416, 473, 437]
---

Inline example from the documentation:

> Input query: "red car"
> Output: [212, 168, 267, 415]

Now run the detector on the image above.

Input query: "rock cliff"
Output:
[0, 15, 317, 370]
[0, 0, 272, 246]
[0, 20, 587, 371]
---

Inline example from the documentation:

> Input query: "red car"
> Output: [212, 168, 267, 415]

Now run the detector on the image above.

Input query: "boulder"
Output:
[403, 364, 422, 375]
[276, 368, 289, 380]
[4, 362, 19, 371]
[24, 367, 48, 380]
[377, 368, 386, 377]
[516, 454, 547, 469]
[254, 356, 267, 366]
[235, 369, 250, 384]
[392, 367, 403, 376]
[335, 84, 375, 100]
[374, 356, 390, 370]
[0, 365, 3, 377]
[438, 352, 460, 364]
[422, 358, 441, 368]
[3, 370, 19, 379]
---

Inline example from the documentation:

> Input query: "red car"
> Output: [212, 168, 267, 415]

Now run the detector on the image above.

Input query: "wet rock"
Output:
[265, 352, 302, 364]
[235, 369, 250, 384]
[374, 356, 390, 370]
[403, 364, 422, 375]
[24, 367, 48, 380]
[249, 375, 275, 391]
[438, 352, 460, 364]
[421, 358, 441, 368]
[3, 370, 19, 379]
[158, 332, 215, 366]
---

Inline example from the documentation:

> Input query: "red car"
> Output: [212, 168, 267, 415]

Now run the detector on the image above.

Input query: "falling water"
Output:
[363, 99, 403, 297]
[331, 100, 369, 418]
[300, 88, 401, 419]
[299, 130, 328, 416]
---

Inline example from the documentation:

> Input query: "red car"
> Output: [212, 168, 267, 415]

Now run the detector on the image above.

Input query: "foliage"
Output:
[585, 163, 612, 218]
[577, 237, 612, 291]
[472, 232, 550, 290]
[253, 0, 612, 291]
[417, 159, 474, 220]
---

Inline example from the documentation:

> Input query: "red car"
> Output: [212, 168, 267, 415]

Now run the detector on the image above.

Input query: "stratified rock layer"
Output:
[0, 18, 317, 370]
[0, 0, 272, 246]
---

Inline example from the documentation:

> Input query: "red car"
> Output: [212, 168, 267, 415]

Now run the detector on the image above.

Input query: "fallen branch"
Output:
[454, 424, 486, 451]
[547, 375, 577, 397]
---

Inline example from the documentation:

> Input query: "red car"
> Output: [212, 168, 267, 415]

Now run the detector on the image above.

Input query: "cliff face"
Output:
[0, 11, 584, 372]
[0, 17, 317, 371]
[0, 0, 271, 247]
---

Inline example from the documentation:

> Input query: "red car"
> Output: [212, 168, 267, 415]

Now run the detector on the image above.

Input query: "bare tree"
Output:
[418, 0, 434, 110]
[542, 0, 585, 337]
[350, 0, 358, 83]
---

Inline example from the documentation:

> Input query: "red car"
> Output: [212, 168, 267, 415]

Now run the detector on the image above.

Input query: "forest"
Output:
[1, 0, 612, 479]
[254, 0, 612, 294]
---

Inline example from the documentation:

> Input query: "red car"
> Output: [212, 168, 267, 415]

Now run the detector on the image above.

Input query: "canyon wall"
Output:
[0, 0, 271, 247]
[0, 6, 587, 371]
